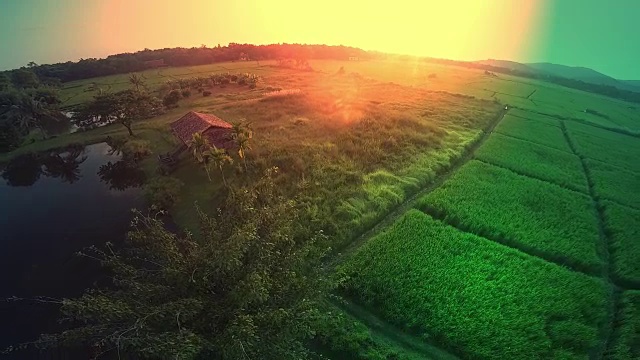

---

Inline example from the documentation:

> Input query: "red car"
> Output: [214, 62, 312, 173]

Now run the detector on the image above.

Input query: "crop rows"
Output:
[338, 210, 608, 360]
[493, 113, 572, 153]
[566, 121, 640, 173]
[586, 159, 640, 209]
[475, 132, 589, 193]
[416, 160, 602, 273]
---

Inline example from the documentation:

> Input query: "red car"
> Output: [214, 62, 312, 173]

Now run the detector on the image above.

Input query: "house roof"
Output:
[170, 111, 233, 145]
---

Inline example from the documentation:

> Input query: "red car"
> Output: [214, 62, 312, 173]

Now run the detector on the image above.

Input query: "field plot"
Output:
[417, 160, 601, 272]
[609, 291, 640, 360]
[475, 133, 588, 193]
[565, 121, 640, 173]
[475, 78, 538, 98]
[493, 113, 572, 152]
[602, 201, 640, 285]
[339, 210, 607, 360]
[586, 159, 640, 209]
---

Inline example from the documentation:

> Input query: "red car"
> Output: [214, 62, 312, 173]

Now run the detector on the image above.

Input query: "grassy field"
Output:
[338, 210, 607, 359]
[475, 132, 589, 193]
[492, 113, 572, 152]
[587, 159, 640, 209]
[417, 160, 601, 273]
[4, 58, 640, 358]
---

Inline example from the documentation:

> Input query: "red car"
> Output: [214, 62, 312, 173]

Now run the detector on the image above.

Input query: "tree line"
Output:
[6, 43, 371, 83]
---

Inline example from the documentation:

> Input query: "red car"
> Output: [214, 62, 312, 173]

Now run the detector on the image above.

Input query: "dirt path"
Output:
[560, 120, 618, 359]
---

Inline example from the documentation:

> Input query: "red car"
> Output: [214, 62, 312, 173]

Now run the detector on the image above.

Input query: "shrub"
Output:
[143, 176, 184, 209]
[248, 83, 256, 89]
[238, 78, 247, 85]
[122, 139, 152, 162]
[202, 91, 212, 97]
[230, 74, 238, 82]
[163, 89, 181, 108]
[181, 90, 191, 98]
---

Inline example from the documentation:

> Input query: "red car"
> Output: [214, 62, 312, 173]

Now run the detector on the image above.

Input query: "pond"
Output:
[0, 142, 146, 358]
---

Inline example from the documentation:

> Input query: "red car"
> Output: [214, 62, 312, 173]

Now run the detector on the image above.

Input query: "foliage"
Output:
[10, 68, 40, 89]
[73, 90, 164, 136]
[202, 90, 211, 97]
[417, 160, 602, 273]
[230, 121, 253, 171]
[128, 73, 145, 91]
[143, 176, 184, 209]
[163, 89, 182, 107]
[475, 132, 588, 193]
[97, 160, 146, 190]
[609, 291, 640, 360]
[493, 113, 571, 152]
[338, 210, 607, 359]
[205, 146, 233, 187]
[181, 89, 191, 98]
[602, 201, 640, 285]
[37, 168, 328, 359]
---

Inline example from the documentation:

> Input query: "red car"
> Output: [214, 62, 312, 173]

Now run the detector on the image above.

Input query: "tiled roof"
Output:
[170, 111, 232, 145]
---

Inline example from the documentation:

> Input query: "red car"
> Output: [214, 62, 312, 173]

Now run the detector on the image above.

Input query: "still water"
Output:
[0, 143, 145, 358]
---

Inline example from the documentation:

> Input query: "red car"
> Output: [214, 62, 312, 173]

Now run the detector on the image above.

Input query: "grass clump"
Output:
[586, 159, 640, 209]
[417, 160, 602, 273]
[476, 132, 588, 193]
[338, 210, 607, 359]
[602, 201, 640, 286]
[494, 113, 571, 153]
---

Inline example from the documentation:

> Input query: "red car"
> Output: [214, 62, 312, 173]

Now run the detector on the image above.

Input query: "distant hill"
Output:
[474, 59, 640, 93]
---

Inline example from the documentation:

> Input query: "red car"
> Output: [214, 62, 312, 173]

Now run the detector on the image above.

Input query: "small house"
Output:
[170, 111, 235, 150]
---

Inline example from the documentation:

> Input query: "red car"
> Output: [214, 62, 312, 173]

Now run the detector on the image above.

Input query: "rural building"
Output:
[144, 59, 167, 68]
[348, 56, 360, 61]
[170, 111, 234, 149]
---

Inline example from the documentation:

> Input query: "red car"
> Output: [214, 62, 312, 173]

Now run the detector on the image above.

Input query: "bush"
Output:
[122, 139, 152, 162]
[181, 90, 191, 98]
[143, 176, 184, 209]
[230, 74, 238, 82]
[163, 89, 181, 108]
[248, 83, 256, 89]
[202, 90, 212, 97]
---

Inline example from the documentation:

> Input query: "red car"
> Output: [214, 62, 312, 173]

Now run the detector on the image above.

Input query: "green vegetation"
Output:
[565, 121, 640, 173]
[475, 132, 588, 192]
[602, 201, 640, 285]
[143, 176, 184, 209]
[338, 210, 607, 359]
[586, 159, 640, 209]
[609, 291, 640, 360]
[417, 160, 601, 272]
[493, 113, 571, 152]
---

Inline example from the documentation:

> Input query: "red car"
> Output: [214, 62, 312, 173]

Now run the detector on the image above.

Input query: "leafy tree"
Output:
[231, 122, 253, 172]
[206, 145, 233, 187]
[35, 168, 328, 359]
[163, 89, 181, 108]
[128, 73, 145, 92]
[143, 176, 184, 210]
[0, 73, 11, 91]
[189, 132, 213, 181]
[10, 68, 40, 89]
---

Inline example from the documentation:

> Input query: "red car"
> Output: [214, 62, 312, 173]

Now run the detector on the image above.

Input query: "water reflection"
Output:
[97, 160, 146, 190]
[1, 143, 146, 190]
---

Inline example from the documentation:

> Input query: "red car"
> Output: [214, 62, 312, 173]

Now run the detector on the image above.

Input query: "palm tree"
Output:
[231, 122, 253, 171]
[189, 132, 212, 181]
[129, 73, 145, 92]
[206, 145, 233, 187]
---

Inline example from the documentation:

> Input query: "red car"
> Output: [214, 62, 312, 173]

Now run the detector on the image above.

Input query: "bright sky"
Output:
[1, 0, 639, 79]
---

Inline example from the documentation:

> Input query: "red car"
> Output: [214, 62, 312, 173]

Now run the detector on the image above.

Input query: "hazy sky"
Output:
[1, 0, 639, 79]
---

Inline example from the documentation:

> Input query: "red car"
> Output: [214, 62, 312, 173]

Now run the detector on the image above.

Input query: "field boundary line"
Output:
[418, 206, 602, 278]
[560, 120, 618, 360]
[492, 131, 573, 155]
[473, 157, 590, 195]
[329, 298, 461, 360]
